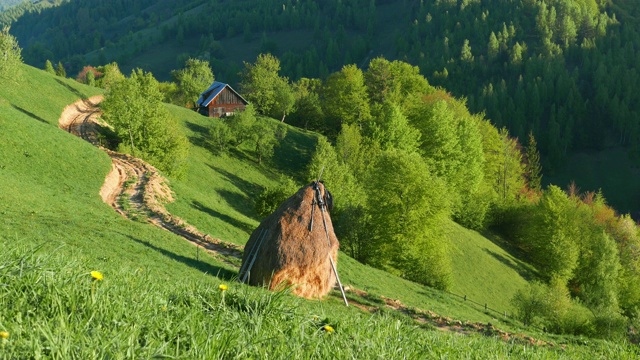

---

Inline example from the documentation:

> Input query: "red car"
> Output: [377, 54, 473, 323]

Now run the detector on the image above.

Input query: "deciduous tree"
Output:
[321, 64, 371, 135]
[171, 58, 214, 108]
[101, 69, 189, 177]
[239, 53, 294, 120]
[364, 149, 451, 289]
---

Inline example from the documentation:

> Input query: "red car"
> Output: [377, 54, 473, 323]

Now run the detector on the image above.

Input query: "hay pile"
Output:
[240, 182, 339, 299]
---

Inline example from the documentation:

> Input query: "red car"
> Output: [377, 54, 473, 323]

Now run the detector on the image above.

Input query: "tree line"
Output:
[8, 0, 640, 173]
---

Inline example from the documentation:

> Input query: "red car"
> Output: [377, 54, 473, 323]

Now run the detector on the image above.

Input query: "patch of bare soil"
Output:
[58, 97, 243, 265]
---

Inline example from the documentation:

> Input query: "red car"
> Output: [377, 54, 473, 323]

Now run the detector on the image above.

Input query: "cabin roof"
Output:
[196, 81, 248, 107]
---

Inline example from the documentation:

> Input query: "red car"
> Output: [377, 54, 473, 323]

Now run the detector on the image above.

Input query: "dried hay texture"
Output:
[240, 182, 339, 299]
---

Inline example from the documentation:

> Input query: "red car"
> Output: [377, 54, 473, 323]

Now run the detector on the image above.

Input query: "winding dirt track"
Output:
[58, 97, 243, 264]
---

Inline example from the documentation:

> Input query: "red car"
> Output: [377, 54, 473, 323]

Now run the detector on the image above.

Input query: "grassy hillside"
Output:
[0, 68, 236, 282]
[163, 95, 534, 318]
[448, 222, 537, 314]
[1, 64, 639, 357]
[164, 105, 319, 245]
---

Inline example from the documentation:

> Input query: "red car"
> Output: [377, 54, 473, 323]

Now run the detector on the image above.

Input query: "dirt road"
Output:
[57, 97, 243, 264]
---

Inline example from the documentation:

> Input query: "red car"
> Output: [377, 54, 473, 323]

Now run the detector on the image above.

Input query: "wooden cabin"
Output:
[196, 81, 248, 118]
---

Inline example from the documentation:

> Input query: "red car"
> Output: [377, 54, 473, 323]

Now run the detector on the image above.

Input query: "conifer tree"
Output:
[0, 26, 22, 80]
[44, 59, 55, 74]
[487, 32, 499, 60]
[525, 131, 542, 192]
[460, 39, 474, 63]
[55, 61, 66, 77]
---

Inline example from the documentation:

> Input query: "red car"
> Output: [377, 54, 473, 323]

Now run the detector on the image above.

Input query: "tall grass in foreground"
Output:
[1, 246, 638, 359]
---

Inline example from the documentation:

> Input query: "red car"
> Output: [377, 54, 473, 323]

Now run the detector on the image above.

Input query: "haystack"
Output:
[239, 182, 339, 299]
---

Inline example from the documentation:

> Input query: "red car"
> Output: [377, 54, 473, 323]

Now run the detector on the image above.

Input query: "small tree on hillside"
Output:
[250, 120, 280, 164]
[0, 26, 22, 80]
[44, 59, 55, 75]
[96, 62, 125, 90]
[101, 69, 189, 177]
[171, 58, 214, 108]
[76, 66, 102, 85]
[239, 53, 294, 120]
[55, 61, 66, 77]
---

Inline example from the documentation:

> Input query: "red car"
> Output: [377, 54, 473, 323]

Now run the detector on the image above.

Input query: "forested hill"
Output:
[0, 0, 26, 11]
[6, 1, 640, 178]
[0, 0, 67, 23]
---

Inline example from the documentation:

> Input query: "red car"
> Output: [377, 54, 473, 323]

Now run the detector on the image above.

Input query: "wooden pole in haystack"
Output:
[239, 228, 268, 283]
[313, 167, 348, 307]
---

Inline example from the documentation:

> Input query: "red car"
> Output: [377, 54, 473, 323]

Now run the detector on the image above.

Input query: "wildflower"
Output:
[0, 331, 8, 339]
[90, 271, 103, 281]
[323, 325, 334, 333]
[161, 305, 167, 311]
[219, 284, 228, 291]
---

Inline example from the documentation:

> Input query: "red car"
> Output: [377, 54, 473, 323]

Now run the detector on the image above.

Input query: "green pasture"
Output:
[1, 64, 638, 357]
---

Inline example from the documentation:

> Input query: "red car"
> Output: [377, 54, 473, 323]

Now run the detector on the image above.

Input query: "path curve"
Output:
[58, 97, 243, 263]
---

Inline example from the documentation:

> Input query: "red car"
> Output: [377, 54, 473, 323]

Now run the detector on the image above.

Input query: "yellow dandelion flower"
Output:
[161, 305, 167, 311]
[219, 284, 228, 291]
[323, 325, 334, 333]
[90, 271, 104, 281]
[0, 331, 8, 339]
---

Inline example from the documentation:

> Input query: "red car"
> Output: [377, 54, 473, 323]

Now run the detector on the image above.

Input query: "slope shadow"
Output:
[481, 230, 539, 277]
[192, 200, 255, 234]
[184, 121, 208, 147]
[482, 248, 537, 281]
[206, 164, 265, 221]
[55, 78, 85, 98]
[185, 121, 209, 135]
[126, 234, 237, 280]
[207, 164, 263, 197]
[11, 104, 49, 124]
[216, 189, 259, 220]
[272, 127, 318, 182]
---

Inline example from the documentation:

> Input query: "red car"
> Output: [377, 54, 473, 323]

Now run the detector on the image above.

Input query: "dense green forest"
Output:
[6, 0, 640, 180]
[0, 0, 67, 24]
[0, 0, 28, 12]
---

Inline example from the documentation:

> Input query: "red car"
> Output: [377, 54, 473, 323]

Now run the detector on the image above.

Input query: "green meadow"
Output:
[1, 64, 639, 358]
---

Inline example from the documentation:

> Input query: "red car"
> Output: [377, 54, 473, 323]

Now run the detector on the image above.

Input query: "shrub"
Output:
[254, 176, 299, 218]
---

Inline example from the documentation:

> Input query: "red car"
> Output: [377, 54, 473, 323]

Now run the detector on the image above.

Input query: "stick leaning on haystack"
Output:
[238, 169, 348, 305]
